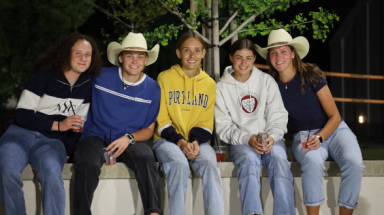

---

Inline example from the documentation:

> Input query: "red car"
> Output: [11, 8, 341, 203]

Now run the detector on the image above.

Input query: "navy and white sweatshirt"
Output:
[14, 69, 94, 155]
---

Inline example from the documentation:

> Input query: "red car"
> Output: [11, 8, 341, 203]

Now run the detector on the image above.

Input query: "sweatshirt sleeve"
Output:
[143, 83, 161, 128]
[157, 76, 185, 144]
[214, 87, 253, 145]
[189, 82, 216, 144]
[263, 76, 288, 142]
[14, 71, 55, 132]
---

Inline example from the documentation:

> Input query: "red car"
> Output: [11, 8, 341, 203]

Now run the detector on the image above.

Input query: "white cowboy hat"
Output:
[255, 28, 309, 60]
[107, 32, 160, 66]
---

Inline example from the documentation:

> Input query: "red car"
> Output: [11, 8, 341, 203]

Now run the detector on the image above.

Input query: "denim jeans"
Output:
[228, 140, 295, 215]
[153, 139, 224, 215]
[73, 136, 163, 215]
[292, 121, 365, 209]
[0, 124, 67, 215]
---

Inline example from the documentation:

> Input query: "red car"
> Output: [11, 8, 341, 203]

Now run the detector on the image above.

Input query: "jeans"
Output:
[292, 121, 365, 209]
[152, 139, 224, 215]
[228, 140, 295, 215]
[0, 124, 67, 215]
[73, 136, 163, 215]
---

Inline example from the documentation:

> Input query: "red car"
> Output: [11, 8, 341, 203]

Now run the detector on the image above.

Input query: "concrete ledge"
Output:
[20, 160, 384, 180]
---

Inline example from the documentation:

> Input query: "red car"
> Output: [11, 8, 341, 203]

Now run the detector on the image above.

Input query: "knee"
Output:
[163, 159, 190, 176]
[340, 159, 364, 177]
[301, 156, 324, 173]
[38, 166, 63, 186]
[74, 159, 100, 176]
[0, 165, 19, 181]
[268, 156, 292, 180]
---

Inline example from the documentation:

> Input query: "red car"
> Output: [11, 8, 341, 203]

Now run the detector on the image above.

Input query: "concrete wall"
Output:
[1, 161, 383, 215]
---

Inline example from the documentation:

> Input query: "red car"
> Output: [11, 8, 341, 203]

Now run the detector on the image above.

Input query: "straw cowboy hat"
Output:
[107, 32, 160, 66]
[255, 28, 309, 60]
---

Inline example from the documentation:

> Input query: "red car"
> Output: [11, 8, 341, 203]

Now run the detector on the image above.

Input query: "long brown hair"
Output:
[176, 31, 206, 50]
[33, 33, 102, 76]
[267, 45, 325, 94]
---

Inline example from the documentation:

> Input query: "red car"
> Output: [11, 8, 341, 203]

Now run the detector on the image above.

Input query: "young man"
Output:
[73, 32, 162, 215]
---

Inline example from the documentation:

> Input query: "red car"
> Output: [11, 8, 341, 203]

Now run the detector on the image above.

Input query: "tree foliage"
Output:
[144, 0, 339, 47]
[0, 0, 95, 107]
[84, 0, 167, 43]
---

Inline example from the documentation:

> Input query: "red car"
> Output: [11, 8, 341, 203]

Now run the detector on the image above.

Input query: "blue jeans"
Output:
[229, 140, 295, 215]
[153, 139, 224, 215]
[0, 124, 67, 215]
[292, 121, 365, 209]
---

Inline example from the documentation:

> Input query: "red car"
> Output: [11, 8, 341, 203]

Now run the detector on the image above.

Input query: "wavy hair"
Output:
[267, 45, 325, 94]
[33, 33, 102, 76]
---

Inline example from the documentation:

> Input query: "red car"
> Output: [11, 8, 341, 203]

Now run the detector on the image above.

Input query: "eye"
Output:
[86, 53, 91, 57]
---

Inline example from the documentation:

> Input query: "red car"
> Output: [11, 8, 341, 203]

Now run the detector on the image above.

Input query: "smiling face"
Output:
[118, 51, 148, 78]
[230, 48, 256, 76]
[69, 40, 92, 74]
[176, 38, 206, 73]
[268, 45, 295, 73]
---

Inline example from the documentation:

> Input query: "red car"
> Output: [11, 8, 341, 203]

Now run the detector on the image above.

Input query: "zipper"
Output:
[54, 78, 91, 92]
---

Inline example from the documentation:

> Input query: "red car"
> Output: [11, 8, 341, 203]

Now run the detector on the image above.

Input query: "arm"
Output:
[214, 87, 253, 145]
[263, 77, 289, 143]
[189, 84, 216, 145]
[306, 85, 341, 149]
[14, 71, 83, 132]
[157, 77, 185, 144]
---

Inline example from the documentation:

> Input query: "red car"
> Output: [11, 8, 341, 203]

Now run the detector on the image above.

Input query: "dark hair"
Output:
[229, 39, 257, 57]
[176, 31, 206, 50]
[33, 33, 102, 76]
[267, 45, 325, 94]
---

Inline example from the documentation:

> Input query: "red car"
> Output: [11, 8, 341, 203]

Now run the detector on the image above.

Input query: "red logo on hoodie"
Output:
[241, 95, 257, 113]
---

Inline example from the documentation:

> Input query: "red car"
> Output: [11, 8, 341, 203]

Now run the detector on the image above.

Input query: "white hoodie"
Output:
[215, 66, 288, 145]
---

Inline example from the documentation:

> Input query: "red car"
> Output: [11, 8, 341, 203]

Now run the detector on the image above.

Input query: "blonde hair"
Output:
[267, 45, 325, 94]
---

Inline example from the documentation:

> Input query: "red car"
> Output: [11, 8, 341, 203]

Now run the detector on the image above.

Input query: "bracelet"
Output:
[58, 121, 60, 132]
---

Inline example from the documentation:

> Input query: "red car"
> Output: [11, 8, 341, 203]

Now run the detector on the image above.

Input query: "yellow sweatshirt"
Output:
[154, 64, 216, 144]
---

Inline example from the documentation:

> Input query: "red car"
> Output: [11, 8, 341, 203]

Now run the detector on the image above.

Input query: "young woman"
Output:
[215, 39, 295, 215]
[256, 28, 365, 215]
[0, 33, 101, 215]
[153, 31, 224, 215]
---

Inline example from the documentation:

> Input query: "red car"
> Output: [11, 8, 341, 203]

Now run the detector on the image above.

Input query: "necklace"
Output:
[123, 73, 143, 90]
[285, 84, 288, 89]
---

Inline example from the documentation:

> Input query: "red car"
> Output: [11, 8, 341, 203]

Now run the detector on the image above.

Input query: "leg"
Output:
[190, 143, 224, 215]
[291, 130, 328, 213]
[152, 139, 190, 215]
[229, 144, 262, 215]
[328, 122, 364, 211]
[261, 140, 295, 215]
[73, 136, 105, 215]
[118, 142, 163, 215]
[0, 125, 32, 215]
[29, 135, 67, 215]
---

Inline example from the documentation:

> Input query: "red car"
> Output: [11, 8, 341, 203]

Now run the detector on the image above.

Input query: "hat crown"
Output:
[267, 29, 293, 47]
[121, 32, 148, 50]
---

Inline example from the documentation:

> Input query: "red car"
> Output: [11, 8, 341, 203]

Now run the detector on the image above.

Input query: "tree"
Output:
[0, 0, 95, 107]
[87, 0, 338, 81]
[84, 0, 167, 38]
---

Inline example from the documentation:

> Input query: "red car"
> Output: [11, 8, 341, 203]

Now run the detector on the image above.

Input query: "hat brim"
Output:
[107, 42, 160, 66]
[255, 36, 309, 60]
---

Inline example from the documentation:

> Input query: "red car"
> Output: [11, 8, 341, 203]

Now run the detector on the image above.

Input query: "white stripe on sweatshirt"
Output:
[215, 66, 288, 145]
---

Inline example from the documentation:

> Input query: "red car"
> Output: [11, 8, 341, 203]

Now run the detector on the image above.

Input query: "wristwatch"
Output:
[316, 134, 323, 144]
[125, 133, 135, 144]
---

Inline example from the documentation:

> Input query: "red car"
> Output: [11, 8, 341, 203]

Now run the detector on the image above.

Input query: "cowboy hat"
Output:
[107, 32, 160, 66]
[255, 29, 309, 59]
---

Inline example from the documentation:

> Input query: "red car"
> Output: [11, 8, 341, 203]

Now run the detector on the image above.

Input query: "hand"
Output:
[106, 135, 130, 158]
[177, 139, 195, 160]
[306, 135, 321, 150]
[59, 115, 84, 131]
[188, 141, 200, 160]
[248, 136, 265, 155]
[263, 136, 275, 154]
